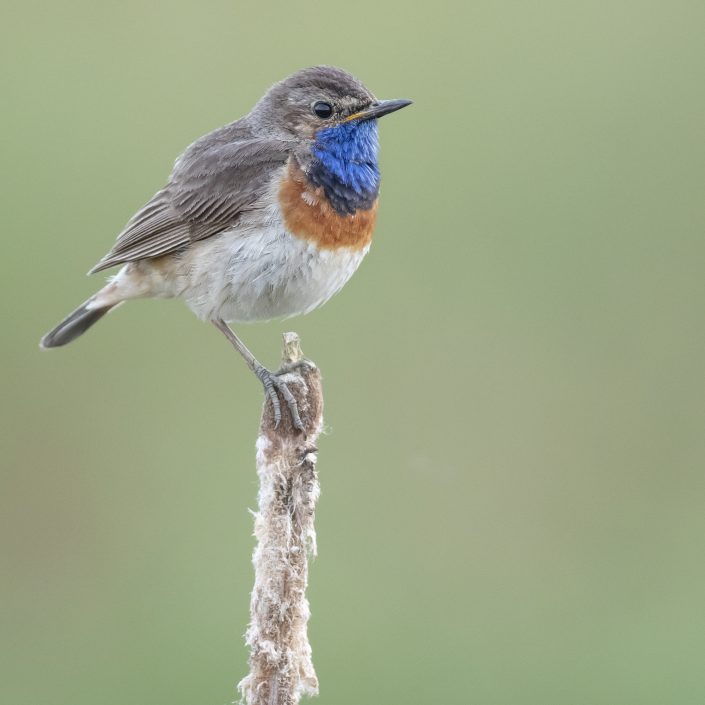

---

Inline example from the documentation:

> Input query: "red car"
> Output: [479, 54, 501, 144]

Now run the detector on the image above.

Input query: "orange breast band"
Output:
[278, 162, 377, 251]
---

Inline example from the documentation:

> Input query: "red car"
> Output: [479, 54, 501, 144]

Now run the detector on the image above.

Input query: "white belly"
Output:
[111, 181, 371, 323]
[178, 224, 369, 322]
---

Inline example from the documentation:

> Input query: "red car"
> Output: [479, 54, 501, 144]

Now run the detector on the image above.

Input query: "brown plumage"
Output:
[279, 162, 377, 251]
[89, 137, 291, 273]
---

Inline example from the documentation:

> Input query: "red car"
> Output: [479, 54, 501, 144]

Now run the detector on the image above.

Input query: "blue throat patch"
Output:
[309, 120, 380, 216]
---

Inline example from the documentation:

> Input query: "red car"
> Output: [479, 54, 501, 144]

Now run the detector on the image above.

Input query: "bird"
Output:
[40, 66, 412, 429]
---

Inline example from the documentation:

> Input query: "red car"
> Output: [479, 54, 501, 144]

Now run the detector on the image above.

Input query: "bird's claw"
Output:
[255, 365, 304, 431]
[275, 358, 317, 376]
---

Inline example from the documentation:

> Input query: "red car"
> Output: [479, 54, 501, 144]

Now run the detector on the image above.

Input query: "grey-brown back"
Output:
[90, 120, 292, 273]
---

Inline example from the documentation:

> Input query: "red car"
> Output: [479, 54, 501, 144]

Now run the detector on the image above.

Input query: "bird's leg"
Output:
[212, 319, 304, 430]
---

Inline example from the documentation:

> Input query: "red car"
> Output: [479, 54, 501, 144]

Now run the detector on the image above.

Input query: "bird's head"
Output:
[249, 66, 411, 215]
[249, 65, 412, 142]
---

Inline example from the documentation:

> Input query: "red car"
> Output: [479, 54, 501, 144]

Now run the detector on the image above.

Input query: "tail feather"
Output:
[40, 297, 115, 348]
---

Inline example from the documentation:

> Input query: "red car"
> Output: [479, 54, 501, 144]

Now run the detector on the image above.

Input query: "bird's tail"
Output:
[40, 296, 117, 348]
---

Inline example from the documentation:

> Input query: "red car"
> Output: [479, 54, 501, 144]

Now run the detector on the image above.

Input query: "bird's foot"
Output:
[276, 358, 317, 376]
[255, 364, 307, 431]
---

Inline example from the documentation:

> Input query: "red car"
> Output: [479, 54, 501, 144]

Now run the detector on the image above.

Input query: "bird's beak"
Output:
[344, 99, 413, 122]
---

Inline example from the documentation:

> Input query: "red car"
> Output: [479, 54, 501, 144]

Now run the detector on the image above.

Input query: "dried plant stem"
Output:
[238, 332, 323, 705]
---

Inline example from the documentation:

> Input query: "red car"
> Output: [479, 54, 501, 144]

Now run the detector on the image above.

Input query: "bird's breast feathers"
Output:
[278, 161, 377, 251]
[112, 156, 379, 323]
[140, 162, 374, 323]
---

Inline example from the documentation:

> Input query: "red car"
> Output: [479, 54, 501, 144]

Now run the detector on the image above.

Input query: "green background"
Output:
[3, 1, 705, 703]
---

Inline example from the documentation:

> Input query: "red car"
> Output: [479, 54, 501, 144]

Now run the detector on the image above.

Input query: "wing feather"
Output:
[90, 126, 292, 274]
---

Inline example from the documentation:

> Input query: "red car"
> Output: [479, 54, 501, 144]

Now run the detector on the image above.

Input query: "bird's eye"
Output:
[312, 101, 333, 119]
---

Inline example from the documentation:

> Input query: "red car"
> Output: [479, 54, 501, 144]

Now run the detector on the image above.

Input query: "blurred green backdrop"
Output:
[2, 1, 705, 703]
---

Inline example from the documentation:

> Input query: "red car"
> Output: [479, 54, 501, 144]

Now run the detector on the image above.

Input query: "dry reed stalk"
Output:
[238, 332, 323, 705]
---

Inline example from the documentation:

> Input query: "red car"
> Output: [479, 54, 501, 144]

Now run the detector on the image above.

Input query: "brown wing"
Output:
[89, 128, 292, 274]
